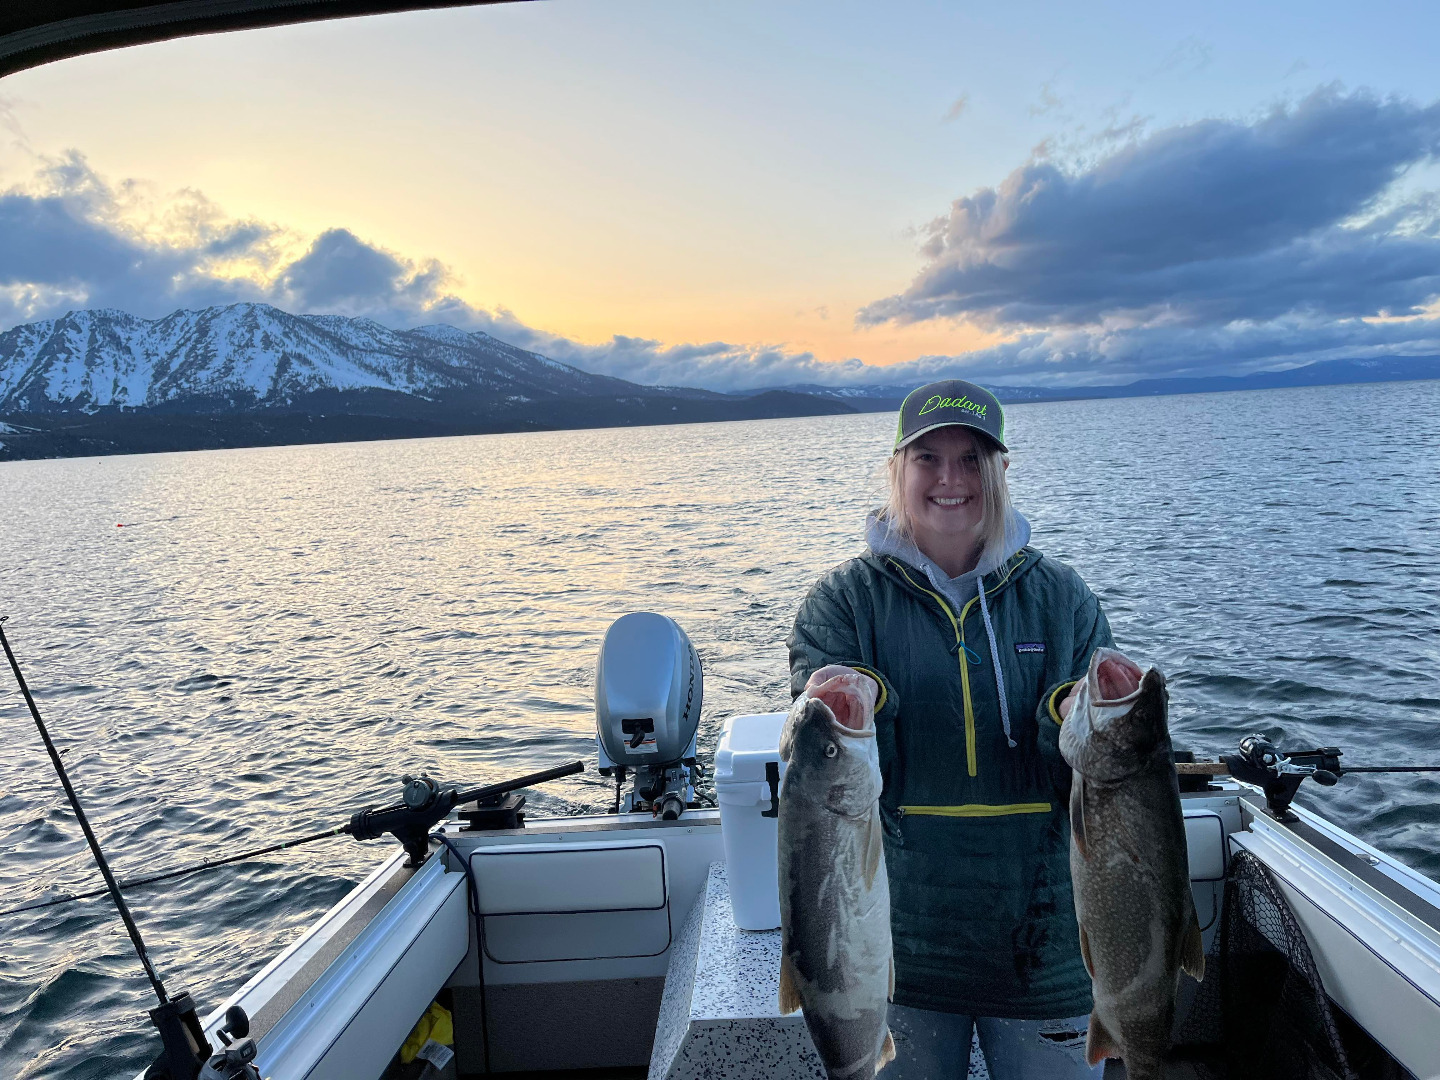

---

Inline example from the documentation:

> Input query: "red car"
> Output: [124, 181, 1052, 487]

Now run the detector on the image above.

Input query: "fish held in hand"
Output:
[1059, 647, 1205, 1080]
[778, 689, 894, 1079]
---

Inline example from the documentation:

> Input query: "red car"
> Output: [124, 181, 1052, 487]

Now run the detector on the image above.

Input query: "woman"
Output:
[788, 378, 1111, 1079]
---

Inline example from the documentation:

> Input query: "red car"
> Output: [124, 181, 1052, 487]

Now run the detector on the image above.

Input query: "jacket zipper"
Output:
[889, 561, 980, 777]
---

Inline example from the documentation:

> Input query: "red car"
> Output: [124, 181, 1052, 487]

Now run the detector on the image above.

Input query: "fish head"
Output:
[1060, 647, 1170, 781]
[780, 693, 883, 816]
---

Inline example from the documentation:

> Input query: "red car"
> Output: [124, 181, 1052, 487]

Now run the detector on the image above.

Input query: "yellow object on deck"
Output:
[400, 1001, 454, 1065]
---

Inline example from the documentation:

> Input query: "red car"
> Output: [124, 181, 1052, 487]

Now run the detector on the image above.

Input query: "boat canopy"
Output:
[0, 0, 521, 80]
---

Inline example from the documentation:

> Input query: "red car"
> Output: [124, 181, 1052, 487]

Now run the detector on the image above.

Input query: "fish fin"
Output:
[1078, 923, 1094, 978]
[863, 810, 883, 888]
[778, 953, 803, 1015]
[1085, 1011, 1120, 1067]
[1069, 771, 1088, 860]
[876, 1028, 895, 1073]
[1181, 915, 1206, 982]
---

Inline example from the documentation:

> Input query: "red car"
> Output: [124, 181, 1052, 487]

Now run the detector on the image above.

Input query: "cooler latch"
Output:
[761, 761, 780, 818]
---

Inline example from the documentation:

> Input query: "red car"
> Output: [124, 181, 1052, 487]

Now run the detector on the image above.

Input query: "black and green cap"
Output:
[894, 379, 1007, 453]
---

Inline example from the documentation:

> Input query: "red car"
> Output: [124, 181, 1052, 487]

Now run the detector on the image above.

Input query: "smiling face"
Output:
[900, 426, 988, 572]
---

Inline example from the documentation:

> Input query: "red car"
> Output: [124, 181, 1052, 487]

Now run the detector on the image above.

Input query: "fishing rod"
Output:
[1175, 734, 1440, 822]
[0, 825, 345, 918]
[1, 615, 586, 1074]
[2, 757, 588, 917]
[1175, 761, 1440, 776]
[0, 616, 258, 1080]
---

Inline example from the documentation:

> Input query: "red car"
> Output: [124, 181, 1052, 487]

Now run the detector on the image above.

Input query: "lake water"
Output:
[1, 380, 1438, 1078]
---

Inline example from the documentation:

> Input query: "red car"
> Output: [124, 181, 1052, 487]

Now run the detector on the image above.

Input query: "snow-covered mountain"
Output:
[0, 303, 663, 412]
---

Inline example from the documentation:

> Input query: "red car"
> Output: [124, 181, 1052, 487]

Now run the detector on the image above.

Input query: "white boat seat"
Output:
[469, 840, 671, 965]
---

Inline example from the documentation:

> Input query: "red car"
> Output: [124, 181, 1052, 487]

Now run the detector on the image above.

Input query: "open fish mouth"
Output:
[1088, 648, 1146, 707]
[807, 669, 879, 734]
[808, 695, 877, 740]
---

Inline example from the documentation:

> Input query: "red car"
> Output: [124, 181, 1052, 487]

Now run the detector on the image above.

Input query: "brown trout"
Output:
[778, 688, 895, 1079]
[1059, 647, 1205, 1079]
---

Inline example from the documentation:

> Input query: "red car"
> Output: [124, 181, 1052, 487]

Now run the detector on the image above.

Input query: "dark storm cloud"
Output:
[859, 87, 1440, 329]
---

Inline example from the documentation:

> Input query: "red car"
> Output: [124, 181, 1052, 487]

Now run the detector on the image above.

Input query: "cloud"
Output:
[943, 94, 969, 124]
[894, 313, 1440, 385]
[1028, 81, 1064, 119]
[0, 150, 916, 392]
[0, 152, 283, 321]
[860, 87, 1440, 332]
[0, 151, 482, 334]
[1148, 36, 1214, 79]
[427, 313, 857, 390]
[273, 228, 457, 326]
[6, 89, 1440, 396]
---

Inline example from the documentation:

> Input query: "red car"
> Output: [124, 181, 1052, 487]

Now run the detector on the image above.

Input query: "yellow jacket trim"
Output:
[849, 665, 888, 715]
[900, 802, 1053, 818]
[1048, 680, 1077, 726]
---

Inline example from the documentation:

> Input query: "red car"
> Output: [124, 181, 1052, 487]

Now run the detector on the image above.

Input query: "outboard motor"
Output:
[595, 612, 702, 819]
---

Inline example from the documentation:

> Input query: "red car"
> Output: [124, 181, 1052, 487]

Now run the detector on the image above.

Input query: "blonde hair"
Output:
[881, 436, 1013, 572]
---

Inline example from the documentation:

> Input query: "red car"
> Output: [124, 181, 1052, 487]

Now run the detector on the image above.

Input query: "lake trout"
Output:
[1059, 647, 1205, 1079]
[778, 687, 895, 1079]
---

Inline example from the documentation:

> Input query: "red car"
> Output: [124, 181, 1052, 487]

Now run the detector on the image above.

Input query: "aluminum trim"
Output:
[256, 854, 466, 1077]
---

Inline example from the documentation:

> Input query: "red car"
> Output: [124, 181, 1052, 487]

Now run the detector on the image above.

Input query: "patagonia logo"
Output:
[1014, 642, 1046, 655]
[918, 394, 987, 419]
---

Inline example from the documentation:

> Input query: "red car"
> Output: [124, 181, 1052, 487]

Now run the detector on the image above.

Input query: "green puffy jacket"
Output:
[787, 544, 1112, 1019]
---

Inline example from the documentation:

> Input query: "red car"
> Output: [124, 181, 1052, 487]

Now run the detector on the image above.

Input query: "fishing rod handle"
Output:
[455, 760, 585, 805]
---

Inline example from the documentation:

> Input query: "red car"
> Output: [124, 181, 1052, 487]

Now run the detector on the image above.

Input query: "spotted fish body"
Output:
[1059, 648, 1205, 1080]
[777, 693, 895, 1079]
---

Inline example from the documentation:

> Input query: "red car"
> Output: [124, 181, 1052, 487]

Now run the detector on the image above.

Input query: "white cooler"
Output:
[713, 711, 788, 931]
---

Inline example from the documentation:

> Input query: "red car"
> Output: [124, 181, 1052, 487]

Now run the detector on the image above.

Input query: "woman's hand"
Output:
[804, 665, 879, 731]
[1059, 680, 1082, 720]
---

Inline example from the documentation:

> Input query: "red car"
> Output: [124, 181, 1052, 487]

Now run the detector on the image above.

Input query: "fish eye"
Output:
[824, 743, 838, 758]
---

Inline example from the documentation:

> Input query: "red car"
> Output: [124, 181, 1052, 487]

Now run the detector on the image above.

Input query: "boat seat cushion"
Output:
[469, 841, 667, 914]
[469, 841, 672, 965]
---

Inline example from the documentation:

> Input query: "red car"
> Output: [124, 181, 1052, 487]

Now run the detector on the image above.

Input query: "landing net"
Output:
[1176, 848, 1357, 1080]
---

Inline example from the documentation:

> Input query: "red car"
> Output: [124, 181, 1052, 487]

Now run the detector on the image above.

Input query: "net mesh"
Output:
[1176, 848, 1356, 1080]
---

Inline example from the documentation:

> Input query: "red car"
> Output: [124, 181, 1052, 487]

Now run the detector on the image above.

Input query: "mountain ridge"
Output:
[2, 304, 1438, 461]
[737, 356, 1440, 404]
[0, 304, 865, 460]
[0, 302, 669, 413]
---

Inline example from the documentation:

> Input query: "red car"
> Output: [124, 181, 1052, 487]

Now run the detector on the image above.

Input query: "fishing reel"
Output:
[1225, 735, 1341, 822]
[197, 1006, 262, 1080]
[346, 773, 462, 867]
[345, 762, 585, 866]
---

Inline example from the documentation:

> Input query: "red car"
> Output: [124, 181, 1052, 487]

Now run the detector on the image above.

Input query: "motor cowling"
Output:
[595, 612, 702, 770]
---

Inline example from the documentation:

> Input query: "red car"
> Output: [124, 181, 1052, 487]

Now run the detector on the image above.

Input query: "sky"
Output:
[3, 0, 1440, 390]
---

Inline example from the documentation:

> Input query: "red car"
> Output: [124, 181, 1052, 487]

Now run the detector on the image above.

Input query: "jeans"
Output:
[886, 1003, 1103, 1080]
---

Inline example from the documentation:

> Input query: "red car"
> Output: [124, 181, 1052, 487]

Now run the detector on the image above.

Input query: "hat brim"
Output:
[894, 419, 1008, 454]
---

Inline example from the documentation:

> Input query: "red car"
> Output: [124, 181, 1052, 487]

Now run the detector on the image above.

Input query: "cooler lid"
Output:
[713, 712, 787, 785]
